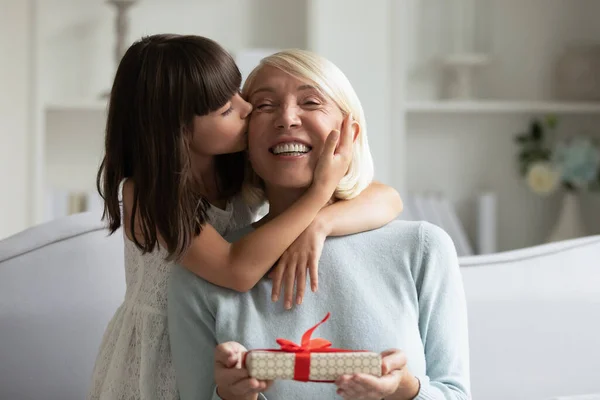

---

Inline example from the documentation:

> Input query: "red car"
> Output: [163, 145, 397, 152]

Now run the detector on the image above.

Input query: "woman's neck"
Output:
[255, 185, 334, 229]
[262, 186, 308, 222]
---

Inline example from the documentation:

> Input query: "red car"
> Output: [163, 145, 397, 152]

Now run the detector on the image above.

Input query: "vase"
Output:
[546, 191, 588, 243]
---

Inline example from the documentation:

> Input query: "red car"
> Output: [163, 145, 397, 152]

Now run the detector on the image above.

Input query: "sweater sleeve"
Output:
[167, 264, 222, 400]
[168, 265, 270, 400]
[411, 223, 471, 400]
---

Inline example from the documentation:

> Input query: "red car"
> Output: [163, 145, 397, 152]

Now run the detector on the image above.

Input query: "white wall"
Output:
[390, 0, 410, 194]
[44, 108, 107, 192]
[0, 0, 33, 239]
[307, 0, 393, 185]
[246, 0, 307, 50]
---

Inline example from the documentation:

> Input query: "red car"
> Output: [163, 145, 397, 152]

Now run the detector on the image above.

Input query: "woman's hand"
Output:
[268, 220, 327, 309]
[311, 113, 354, 198]
[214, 342, 272, 400]
[335, 349, 420, 400]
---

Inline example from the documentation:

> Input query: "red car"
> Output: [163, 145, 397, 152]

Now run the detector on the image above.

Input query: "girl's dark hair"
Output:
[97, 34, 245, 260]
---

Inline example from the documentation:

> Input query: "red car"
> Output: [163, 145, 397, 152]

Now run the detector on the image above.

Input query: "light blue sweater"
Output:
[168, 221, 471, 399]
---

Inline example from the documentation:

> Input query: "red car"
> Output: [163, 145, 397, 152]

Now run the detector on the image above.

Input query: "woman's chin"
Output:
[267, 177, 313, 191]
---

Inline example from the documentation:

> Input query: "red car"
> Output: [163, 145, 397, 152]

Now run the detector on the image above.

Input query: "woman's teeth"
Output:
[271, 143, 311, 155]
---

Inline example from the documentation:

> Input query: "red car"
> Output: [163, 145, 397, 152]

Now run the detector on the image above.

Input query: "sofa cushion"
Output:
[0, 212, 125, 400]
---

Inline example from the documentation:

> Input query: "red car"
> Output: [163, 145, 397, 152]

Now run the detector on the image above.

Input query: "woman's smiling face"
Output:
[246, 65, 344, 190]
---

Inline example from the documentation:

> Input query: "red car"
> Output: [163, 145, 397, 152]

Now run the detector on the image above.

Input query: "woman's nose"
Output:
[275, 106, 301, 130]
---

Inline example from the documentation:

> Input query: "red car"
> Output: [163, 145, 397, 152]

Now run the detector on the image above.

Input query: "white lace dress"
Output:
[88, 196, 261, 400]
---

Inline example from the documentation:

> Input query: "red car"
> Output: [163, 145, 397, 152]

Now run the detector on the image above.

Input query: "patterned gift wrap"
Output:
[245, 350, 382, 381]
[242, 313, 383, 382]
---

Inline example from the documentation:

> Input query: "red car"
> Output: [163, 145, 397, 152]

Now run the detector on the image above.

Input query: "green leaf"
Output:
[515, 133, 530, 143]
[540, 149, 551, 160]
[519, 151, 530, 161]
[531, 120, 543, 141]
[545, 114, 558, 129]
[519, 163, 529, 177]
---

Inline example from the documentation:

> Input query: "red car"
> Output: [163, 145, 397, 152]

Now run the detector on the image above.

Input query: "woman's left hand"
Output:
[268, 221, 326, 310]
[335, 349, 420, 400]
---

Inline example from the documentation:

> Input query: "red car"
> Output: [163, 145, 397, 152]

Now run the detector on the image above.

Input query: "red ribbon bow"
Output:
[275, 312, 333, 354]
[267, 312, 354, 382]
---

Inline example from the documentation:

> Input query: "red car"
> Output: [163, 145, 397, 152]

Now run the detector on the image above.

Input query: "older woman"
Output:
[168, 50, 470, 400]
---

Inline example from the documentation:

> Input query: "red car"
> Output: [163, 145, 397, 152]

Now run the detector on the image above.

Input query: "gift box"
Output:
[243, 313, 382, 382]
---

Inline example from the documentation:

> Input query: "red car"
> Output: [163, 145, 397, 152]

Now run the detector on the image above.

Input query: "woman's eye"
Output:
[221, 107, 233, 116]
[304, 100, 320, 106]
[256, 104, 274, 110]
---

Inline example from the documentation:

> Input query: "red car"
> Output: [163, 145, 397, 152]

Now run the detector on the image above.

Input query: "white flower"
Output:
[526, 162, 561, 195]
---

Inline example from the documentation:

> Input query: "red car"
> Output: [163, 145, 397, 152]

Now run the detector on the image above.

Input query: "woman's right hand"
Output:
[214, 342, 272, 400]
[312, 113, 354, 197]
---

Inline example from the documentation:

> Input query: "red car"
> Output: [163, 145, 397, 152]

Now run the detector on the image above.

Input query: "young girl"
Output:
[88, 34, 402, 400]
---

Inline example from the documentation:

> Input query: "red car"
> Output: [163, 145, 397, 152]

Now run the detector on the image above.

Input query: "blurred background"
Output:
[1, 0, 600, 254]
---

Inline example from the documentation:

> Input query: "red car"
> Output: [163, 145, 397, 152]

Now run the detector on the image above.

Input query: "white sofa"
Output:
[1, 212, 599, 400]
[461, 238, 600, 400]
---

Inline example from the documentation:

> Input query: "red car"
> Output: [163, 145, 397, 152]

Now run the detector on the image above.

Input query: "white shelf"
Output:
[405, 100, 600, 114]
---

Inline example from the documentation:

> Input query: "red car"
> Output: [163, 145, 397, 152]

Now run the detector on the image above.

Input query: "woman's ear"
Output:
[351, 120, 360, 142]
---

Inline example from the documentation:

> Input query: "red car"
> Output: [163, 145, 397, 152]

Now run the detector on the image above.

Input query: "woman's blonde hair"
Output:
[241, 49, 374, 205]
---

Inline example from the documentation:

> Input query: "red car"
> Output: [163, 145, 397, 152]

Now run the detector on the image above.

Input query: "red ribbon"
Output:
[277, 312, 333, 381]
[244, 312, 357, 382]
